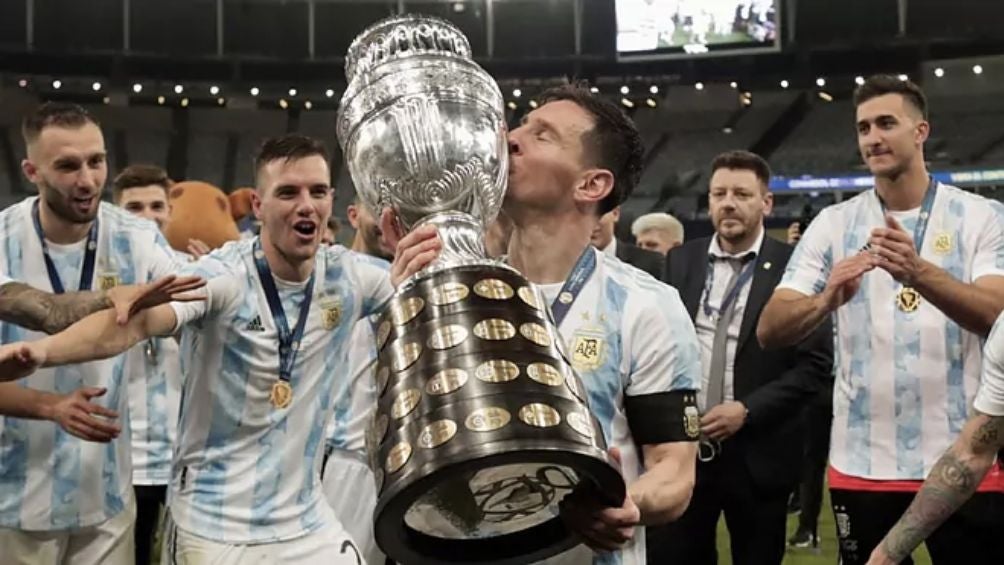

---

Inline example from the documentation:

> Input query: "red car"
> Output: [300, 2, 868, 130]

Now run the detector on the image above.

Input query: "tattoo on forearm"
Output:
[881, 415, 1004, 562]
[0, 282, 111, 335]
[882, 452, 979, 561]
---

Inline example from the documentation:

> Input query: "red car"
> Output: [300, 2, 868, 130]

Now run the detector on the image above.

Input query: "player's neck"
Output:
[507, 211, 593, 285]
[875, 161, 930, 211]
[38, 198, 94, 245]
[351, 233, 366, 254]
[260, 235, 314, 282]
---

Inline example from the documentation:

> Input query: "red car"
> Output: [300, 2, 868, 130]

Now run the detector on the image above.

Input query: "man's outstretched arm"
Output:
[0, 275, 204, 334]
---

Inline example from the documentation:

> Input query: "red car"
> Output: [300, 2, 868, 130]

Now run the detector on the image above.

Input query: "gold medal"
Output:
[270, 381, 293, 409]
[896, 286, 921, 313]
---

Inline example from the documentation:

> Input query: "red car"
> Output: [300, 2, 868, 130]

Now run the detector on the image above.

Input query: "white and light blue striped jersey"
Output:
[0, 196, 179, 530]
[127, 249, 190, 486]
[324, 255, 391, 456]
[538, 248, 701, 565]
[125, 335, 182, 485]
[167, 239, 394, 544]
[0, 271, 11, 286]
[778, 183, 1004, 480]
[976, 311, 1004, 417]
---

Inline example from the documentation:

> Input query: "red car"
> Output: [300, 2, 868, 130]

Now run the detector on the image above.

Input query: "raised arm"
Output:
[0, 275, 204, 334]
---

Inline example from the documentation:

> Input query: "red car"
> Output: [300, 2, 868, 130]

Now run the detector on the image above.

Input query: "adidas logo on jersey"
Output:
[245, 316, 264, 332]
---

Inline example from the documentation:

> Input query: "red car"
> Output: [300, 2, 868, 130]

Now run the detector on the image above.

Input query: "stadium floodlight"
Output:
[934, 68, 945, 78]
[816, 78, 826, 87]
[695, 82, 704, 91]
[132, 83, 143, 93]
[855, 76, 865, 86]
[210, 85, 220, 95]
[620, 85, 630, 95]
[780, 80, 789, 89]
[973, 65, 984, 75]
[250, 87, 260, 96]
[174, 84, 184, 94]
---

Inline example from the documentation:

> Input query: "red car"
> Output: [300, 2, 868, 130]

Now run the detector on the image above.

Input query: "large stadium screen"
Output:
[616, 0, 781, 61]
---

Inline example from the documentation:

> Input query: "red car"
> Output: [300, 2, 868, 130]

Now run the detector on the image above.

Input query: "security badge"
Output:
[571, 327, 605, 371]
[319, 296, 342, 330]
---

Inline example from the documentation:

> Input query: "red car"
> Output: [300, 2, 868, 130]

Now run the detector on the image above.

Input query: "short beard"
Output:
[40, 179, 98, 225]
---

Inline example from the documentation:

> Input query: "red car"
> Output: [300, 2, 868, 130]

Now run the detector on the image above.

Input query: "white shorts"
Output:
[162, 511, 365, 565]
[321, 449, 383, 565]
[0, 494, 136, 565]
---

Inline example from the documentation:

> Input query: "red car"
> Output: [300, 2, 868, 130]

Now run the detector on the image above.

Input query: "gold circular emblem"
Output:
[465, 406, 512, 432]
[390, 296, 425, 326]
[566, 411, 594, 438]
[473, 279, 515, 300]
[417, 419, 458, 449]
[427, 324, 469, 350]
[390, 340, 423, 372]
[270, 381, 293, 409]
[473, 319, 516, 341]
[520, 323, 552, 347]
[429, 282, 470, 306]
[933, 232, 953, 255]
[896, 286, 921, 313]
[474, 359, 520, 383]
[375, 321, 392, 351]
[558, 291, 573, 304]
[426, 368, 468, 396]
[390, 388, 421, 419]
[374, 413, 390, 443]
[517, 286, 542, 310]
[375, 365, 391, 396]
[526, 362, 564, 387]
[519, 403, 561, 428]
[385, 441, 412, 474]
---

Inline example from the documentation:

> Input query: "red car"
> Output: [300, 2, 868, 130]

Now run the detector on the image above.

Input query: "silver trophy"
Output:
[337, 15, 624, 565]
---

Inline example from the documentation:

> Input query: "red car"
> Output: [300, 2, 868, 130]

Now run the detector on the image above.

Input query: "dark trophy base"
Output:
[367, 263, 626, 565]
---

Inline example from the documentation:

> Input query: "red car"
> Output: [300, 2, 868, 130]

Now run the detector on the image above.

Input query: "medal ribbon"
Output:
[31, 199, 99, 293]
[701, 253, 756, 319]
[876, 176, 938, 259]
[549, 246, 598, 326]
[253, 238, 315, 385]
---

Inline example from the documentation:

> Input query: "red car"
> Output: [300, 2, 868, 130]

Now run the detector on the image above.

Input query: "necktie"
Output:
[705, 254, 753, 411]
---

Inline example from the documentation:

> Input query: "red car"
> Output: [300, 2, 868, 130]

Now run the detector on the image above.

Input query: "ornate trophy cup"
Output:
[337, 15, 625, 565]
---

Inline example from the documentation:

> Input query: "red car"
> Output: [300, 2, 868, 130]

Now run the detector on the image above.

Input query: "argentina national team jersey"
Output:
[976, 311, 1004, 417]
[168, 239, 394, 543]
[779, 183, 1004, 480]
[0, 196, 180, 530]
[538, 248, 701, 565]
[324, 255, 391, 456]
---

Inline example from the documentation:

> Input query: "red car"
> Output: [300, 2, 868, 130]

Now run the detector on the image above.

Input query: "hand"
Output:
[382, 209, 442, 287]
[559, 447, 641, 552]
[106, 275, 207, 325]
[0, 341, 45, 382]
[869, 215, 925, 285]
[821, 253, 878, 311]
[786, 222, 801, 245]
[699, 401, 747, 441]
[866, 545, 900, 565]
[187, 238, 212, 258]
[47, 387, 121, 443]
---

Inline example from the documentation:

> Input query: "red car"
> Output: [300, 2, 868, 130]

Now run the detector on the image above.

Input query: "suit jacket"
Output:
[663, 234, 834, 493]
[614, 240, 664, 279]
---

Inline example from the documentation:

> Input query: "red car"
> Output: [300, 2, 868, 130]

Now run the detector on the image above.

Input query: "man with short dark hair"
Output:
[345, 196, 392, 259]
[0, 102, 200, 565]
[651, 150, 833, 564]
[758, 75, 1004, 564]
[0, 133, 430, 564]
[391, 83, 702, 565]
[112, 162, 186, 565]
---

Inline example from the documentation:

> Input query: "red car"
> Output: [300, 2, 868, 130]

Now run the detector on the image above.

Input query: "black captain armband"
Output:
[624, 390, 700, 444]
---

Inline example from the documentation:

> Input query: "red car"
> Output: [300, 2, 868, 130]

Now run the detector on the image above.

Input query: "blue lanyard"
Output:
[31, 199, 99, 294]
[253, 239, 315, 383]
[701, 253, 756, 318]
[549, 246, 598, 326]
[877, 177, 938, 255]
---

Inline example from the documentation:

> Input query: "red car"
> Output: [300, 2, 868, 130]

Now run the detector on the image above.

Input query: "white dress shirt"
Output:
[695, 226, 765, 410]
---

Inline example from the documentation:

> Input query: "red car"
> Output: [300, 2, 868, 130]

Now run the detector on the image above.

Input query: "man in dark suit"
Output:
[648, 150, 834, 565]
[591, 205, 664, 277]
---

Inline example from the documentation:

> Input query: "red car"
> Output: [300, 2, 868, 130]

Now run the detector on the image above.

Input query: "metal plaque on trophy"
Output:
[337, 14, 626, 565]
